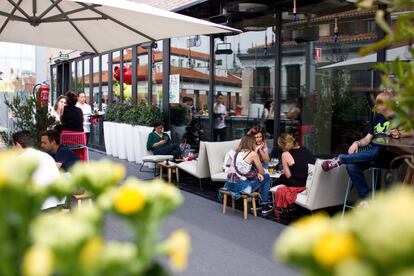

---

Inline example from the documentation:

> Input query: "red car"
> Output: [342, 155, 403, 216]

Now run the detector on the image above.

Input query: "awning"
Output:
[0, 0, 239, 53]
[319, 46, 413, 70]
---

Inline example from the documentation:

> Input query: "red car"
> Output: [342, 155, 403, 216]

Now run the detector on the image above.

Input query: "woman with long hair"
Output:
[247, 126, 270, 168]
[146, 121, 181, 159]
[61, 91, 83, 132]
[276, 133, 315, 187]
[223, 134, 272, 215]
[50, 95, 66, 124]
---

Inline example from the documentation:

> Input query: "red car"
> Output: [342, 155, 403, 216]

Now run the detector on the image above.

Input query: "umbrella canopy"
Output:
[0, 0, 239, 53]
[319, 46, 413, 70]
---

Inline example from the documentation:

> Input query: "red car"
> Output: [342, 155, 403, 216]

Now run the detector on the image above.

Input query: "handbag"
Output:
[233, 152, 258, 179]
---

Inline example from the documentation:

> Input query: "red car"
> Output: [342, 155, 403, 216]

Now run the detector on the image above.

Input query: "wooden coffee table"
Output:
[159, 161, 179, 184]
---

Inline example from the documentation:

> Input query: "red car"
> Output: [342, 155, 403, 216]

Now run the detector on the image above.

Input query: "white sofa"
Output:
[177, 141, 210, 188]
[271, 159, 349, 211]
[295, 159, 349, 211]
[204, 139, 240, 182]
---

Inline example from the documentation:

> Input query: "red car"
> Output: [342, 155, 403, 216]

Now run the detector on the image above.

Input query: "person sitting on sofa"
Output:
[222, 134, 272, 215]
[247, 126, 270, 169]
[272, 132, 316, 215]
[275, 133, 316, 187]
[146, 121, 182, 160]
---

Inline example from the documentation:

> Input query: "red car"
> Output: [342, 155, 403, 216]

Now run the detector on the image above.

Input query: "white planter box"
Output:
[103, 121, 112, 155]
[109, 122, 118, 157]
[133, 125, 142, 164]
[125, 124, 135, 162]
[115, 123, 127, 159]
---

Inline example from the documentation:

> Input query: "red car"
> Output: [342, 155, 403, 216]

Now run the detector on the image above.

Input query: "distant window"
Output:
[367, 20, 376, 33]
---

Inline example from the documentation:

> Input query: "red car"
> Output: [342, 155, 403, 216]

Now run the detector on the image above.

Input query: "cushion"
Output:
[211, 172, 228, 182]
[142, 155, 173, 162]
[304, 164, 316, 195]
[177, 160, 198, 176]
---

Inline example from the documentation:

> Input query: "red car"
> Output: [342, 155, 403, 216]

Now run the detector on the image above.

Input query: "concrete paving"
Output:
[90, 150, 298, 276]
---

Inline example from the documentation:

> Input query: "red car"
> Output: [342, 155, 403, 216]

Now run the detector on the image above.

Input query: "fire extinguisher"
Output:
[33, 82, 49, 107]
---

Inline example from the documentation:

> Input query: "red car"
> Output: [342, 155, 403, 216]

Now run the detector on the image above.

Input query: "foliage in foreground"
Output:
[0, 150, 190, 276]
[275, 187, 414, 276]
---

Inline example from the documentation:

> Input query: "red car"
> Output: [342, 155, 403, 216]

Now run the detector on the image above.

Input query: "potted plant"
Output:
[137, 103, 163, 164]
[5, 93, 56, 147]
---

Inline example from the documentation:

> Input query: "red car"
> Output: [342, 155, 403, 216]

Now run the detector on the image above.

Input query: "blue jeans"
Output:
[224, 174, 271, 204]
[338, 146, 381, 199]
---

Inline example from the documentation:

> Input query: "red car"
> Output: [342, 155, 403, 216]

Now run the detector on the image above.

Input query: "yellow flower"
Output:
[22, 245, 54, 276]
[293, 213, 329, 229]
[167, 229, 191, 271]
[80, 237, 103, 267]
[114, 185, 146, 215]
[313, 231, 357, 268]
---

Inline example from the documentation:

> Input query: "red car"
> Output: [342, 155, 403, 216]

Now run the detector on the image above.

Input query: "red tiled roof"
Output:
[113, 47, 209, 63]
[84, 66, 241, 86]
[284, 9, 377, 27]
[247, 33, 377, 48]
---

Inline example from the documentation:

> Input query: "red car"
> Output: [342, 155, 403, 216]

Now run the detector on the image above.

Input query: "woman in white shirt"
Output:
[222, 134, 272, 215]
[76, 91, 92, 143]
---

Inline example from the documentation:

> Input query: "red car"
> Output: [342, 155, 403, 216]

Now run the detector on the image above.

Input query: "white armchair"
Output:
[204, 139, 240, 182]
[295, 159, 349, 211]
[177, 141, 210, 189]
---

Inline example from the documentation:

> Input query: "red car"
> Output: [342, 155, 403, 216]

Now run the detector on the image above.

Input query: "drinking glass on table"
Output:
[272, 158, 280, 174]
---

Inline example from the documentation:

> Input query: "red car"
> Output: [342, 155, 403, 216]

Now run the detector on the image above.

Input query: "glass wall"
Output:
[281, 10, 374, 156]
[170, 36, 210, 151]
[137, 46, 148, 103]
[101, 54, 108, 109]
[52, 1, 379, 157]
[152, 40, 164, 107]
[214, 29, 273, 141]
[70, 61, 76, 91]
[77, 60, 84, 93]
[111, 51, 120, 103]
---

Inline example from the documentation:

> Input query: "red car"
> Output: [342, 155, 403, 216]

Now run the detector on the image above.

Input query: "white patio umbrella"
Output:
[319, 46, 413, 70]
[0, 0, 239, 53]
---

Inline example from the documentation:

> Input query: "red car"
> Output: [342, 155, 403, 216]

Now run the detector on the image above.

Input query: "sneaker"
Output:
[357, 200, 369, 208]
[321, 157, 341, 171]
[261, 204, 274, 216]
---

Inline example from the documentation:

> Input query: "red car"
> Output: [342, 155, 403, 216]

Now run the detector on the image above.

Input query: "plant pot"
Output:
[109, 122, 118, 157]
[133, 126, 142, 164]
[125, 123, 135, 162]
[115, 123, 127, 159]
[103, 121, 112, 155]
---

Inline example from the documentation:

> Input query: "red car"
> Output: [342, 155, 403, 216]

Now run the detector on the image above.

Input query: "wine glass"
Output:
[271, 158, 279, 174]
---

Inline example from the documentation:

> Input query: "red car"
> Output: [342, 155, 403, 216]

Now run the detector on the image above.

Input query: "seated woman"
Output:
[222, 134, 272, 215]
[275, 133, 316, 187]
[247, 126, 270, 169]
[272, 133, 316, 215]
[146, 121, 181, 160]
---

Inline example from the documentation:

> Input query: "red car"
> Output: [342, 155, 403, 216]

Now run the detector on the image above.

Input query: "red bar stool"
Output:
[60, 131, 88, 162]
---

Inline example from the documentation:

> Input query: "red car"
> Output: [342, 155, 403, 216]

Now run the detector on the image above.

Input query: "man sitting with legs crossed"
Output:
[322, 91, 410, 200]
